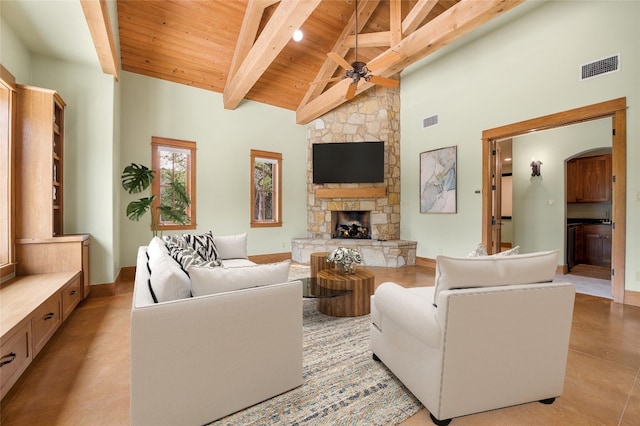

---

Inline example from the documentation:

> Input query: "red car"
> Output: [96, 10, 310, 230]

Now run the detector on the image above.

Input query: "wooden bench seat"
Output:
[0, 271, 81, 399]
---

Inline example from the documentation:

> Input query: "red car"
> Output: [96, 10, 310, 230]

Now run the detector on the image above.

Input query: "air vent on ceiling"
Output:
[422, 114, 439, 129]
[580, 54, 620, 81]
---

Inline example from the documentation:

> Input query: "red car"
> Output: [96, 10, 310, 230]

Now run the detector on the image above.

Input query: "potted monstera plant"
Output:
[121, 162, 190, 236]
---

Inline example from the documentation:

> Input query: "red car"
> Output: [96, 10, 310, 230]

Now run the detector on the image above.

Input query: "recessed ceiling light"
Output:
[293, 29, 303, 42]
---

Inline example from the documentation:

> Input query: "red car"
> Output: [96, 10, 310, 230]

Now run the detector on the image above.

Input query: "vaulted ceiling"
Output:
[111, 0, 525, 124]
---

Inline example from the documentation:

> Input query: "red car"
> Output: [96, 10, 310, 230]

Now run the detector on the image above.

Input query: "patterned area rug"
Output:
[211, 299, 422, 425]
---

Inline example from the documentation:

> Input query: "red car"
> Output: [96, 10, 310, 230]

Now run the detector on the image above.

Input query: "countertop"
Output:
[567, 218, 612, 226]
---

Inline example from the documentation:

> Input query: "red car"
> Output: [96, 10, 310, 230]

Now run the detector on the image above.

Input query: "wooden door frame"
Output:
[481, 97, 627, 304]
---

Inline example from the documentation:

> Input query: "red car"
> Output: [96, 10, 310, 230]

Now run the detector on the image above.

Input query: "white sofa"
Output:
[131, 237, 303, 426]
[370, 250, 575, 425]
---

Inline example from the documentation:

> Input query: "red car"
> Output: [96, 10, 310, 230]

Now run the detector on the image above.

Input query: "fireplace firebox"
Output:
[332, 211, 371, 239]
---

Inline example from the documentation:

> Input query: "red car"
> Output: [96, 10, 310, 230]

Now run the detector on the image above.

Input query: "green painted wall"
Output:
[400, 1, 639, 291]
[118, 72, 308, 266]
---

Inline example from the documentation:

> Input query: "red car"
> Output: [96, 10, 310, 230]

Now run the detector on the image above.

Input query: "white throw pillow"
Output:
[189, 260, 290, 297]
[148, 251, 191, 303]
[495, 245, 520, 256]
[433, 250, 559, 306]
[212, 233, 248, 259]
[147, 236, 169, 259]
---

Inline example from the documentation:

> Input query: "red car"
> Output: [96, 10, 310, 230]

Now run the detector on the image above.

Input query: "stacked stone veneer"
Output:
[291, 83, 417, 267]
[308, 84, 401, 240]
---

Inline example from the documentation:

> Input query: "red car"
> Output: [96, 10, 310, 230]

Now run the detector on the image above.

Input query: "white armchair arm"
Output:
[374, 283, 441, 348]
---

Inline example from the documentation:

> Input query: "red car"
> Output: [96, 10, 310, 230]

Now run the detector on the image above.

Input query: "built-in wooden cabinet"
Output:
[566, 155, 611, 203]
[16, 84, 66, 238]
[582, 224, 612, 268]
[0, 272, 80, 400]
[2, 85, 90, 402]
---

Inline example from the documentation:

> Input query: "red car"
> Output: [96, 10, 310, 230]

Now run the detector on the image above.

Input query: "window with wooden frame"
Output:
[151, 137, 196, 231]
[0, 65, 16, 280]
[251, 150, 282, 228]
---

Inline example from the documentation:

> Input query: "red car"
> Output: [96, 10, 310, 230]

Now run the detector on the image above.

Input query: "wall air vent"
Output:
[422, 114, 439, 129]
[580, 54, 620, 80]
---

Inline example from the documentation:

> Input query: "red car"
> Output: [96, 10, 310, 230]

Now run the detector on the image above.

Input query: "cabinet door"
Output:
[566, 160, 579, 203]
[601, 227, 612, 268]
[578, 155, 611, 202]
[574, 225, 584, 264]
[583, 230, 602, 265]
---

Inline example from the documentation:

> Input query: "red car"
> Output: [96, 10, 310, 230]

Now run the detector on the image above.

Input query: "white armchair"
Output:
[369, 250, 575, 425]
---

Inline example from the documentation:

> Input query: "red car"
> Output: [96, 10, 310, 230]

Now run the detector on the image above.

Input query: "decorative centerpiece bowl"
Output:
[326, 247, 362, 274]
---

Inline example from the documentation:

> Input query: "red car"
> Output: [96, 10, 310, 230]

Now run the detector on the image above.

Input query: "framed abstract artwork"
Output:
[420, 145, 457, 213]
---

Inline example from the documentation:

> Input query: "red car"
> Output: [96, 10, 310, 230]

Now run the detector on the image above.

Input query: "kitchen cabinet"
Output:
[582, 224, 612, 268]
[566, 155, 611, 203]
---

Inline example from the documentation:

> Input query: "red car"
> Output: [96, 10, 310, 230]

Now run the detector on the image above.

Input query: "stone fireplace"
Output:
[291, 84, 417, 267]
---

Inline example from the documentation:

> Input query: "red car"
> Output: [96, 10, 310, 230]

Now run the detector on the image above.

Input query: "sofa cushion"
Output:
[169, 246, 221, 270]
[148, 236, 169, 258]
[189, 260, 290, 297]
[433, 250, 559, 306]
[212, 233, 248, 260]
[183, 231, 221, 262]
[163, 234, 189, 250]
[148, 250, 192, 302]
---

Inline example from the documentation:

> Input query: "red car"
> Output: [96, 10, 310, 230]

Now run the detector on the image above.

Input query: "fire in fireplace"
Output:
[332, 211, 371, 239]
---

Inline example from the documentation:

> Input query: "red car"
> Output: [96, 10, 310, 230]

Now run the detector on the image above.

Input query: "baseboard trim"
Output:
[88, 283, 115, 298]
[624, 290, 640, 308]
[249, 252, 291, 264]
[416, 257, 436, 269]
[88, 266, 136, 298]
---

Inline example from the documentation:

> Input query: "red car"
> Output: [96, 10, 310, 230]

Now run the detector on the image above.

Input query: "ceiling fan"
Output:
[310, 0, 399, 100]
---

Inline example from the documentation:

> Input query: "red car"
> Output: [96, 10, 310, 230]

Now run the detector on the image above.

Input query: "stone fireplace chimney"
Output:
[305, 84, 401, 241]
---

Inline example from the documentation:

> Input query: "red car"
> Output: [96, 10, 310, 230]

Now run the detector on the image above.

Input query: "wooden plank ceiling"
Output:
[117, 0, 524, 124]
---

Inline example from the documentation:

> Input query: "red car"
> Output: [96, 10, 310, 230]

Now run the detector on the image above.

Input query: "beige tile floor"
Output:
[1, 265, 639, 425]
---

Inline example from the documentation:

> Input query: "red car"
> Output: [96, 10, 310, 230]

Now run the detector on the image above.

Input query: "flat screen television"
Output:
[312, 141, 384, 184]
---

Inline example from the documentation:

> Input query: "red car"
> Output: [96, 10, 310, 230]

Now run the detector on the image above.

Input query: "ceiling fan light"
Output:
[293, 29, 303, 42]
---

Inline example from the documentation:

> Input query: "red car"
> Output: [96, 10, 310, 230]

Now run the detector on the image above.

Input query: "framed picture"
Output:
[420, 145, 457, 213]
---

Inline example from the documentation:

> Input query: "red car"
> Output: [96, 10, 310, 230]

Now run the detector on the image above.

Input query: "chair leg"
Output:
[372, 353, 381, 362]
[539, 397, 556, 405]
[429, 413, 452, 425]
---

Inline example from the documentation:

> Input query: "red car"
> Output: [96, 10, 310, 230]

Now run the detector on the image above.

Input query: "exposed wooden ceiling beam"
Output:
[223, 0, 321, 110]
[402, 0, 439, 35]
[343, 31, 391, 48]
[80, 0, 119, 80]
[296, 0, 525, 124]
[390, 0, 402, 45]
[227, 0, 267, 80]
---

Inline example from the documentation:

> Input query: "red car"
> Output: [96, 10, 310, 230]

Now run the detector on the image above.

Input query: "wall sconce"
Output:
[530, 158, 543, 177]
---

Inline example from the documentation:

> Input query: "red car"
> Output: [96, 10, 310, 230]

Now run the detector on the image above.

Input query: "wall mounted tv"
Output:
[312, 141, 385, 184]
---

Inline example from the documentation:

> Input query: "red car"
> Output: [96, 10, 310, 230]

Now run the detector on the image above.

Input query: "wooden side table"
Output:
[316, 268, 375, 317]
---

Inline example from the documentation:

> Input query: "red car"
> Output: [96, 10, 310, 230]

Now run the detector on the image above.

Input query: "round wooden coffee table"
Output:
[316, 268, 375, 317]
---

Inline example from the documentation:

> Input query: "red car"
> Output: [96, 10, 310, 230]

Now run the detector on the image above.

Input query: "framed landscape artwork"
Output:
[420, 145, 457, 213]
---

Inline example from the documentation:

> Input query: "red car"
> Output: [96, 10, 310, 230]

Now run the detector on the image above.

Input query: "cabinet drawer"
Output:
[32, 294, 62, 356]
[62, 274, 82, 321]
[0, 322, 33, 400]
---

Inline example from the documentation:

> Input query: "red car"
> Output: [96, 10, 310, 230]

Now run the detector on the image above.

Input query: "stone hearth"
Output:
[291, 238, 416, 268]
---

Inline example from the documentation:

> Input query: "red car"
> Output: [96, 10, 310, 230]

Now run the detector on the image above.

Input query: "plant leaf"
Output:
[121, 163, 155, 194]
[167, 180, 190, 208]
[157, 205, 190, 225]
[126, 196, 155, 221]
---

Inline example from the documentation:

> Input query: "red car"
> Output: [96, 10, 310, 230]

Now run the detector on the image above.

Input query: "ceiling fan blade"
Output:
[345, 81, 358, 100]
[327, 52, 353, 70]
[309, 76, 343, 86]
[368, 75, 399, 89]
